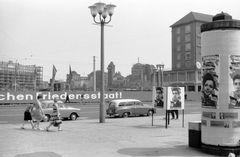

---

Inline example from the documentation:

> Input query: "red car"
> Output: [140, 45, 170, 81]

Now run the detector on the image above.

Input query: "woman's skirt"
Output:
[24, 111, 32, 121]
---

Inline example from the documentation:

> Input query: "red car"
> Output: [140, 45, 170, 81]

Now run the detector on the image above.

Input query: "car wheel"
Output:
[147, 110, 153, 116]
[45, 114, 51, 122]
[122, 112, 129, 118]
[70, 113, 77, 120]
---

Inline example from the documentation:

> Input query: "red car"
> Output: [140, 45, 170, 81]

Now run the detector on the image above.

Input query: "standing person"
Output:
[170, 87, 182, 120]
[31, 94, 45, 130]
[65, 94, 70, 103]
[81, 93, 85, 105]
[21, 104, 34, 129]
[45, 97, 62, 131]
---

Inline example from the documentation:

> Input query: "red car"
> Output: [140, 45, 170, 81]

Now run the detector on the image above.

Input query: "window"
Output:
[58, 103, 64, 108]
[176, 62, 180, 68]
[163, 74, 169, 81]
[186, 61, 191, 68]
[119, 102, 125, 107]
[176, 45, 181, 52]
[47, 103, 54, 108]
[177, 36, 180, 43]
[135, 102, 142, 106]
[185, 43, 191, 51]
[185, 34, 191, 42]
[170, 73, 177, 81]
[176, 27, 180, 34]
[197, 46, 201, 54]
[197, 38, 201, 47]
[177, 53, 181, 60]
[185, 25, 191, 33]
[198, 71, 202, 81]
[126, 102, 134, 106]
[187, 71, 195, 81]
[185, 52, 191, 60]
[178, 72, 186, 81]
[188, 86, 195, 92]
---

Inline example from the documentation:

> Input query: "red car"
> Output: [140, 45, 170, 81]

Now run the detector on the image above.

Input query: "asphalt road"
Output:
[0, 101, 201, 125]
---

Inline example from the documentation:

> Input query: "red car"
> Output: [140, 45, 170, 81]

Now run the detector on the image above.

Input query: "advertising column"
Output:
[201, 13, 240, 155]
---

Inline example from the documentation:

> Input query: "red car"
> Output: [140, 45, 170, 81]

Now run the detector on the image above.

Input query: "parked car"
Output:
[41, 100, 81, 121]
[106, 99, 156, 118]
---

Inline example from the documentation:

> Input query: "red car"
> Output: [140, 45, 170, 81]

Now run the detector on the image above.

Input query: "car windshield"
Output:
[58, 103, 65, 108]
[108, 102, 116, 107]
[134, 101, 143, 106]
[126, 102, 134, 106]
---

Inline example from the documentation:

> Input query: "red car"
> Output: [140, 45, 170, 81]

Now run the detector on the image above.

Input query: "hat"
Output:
[53, 96, 59, 102]
[37, 94, 43, 99]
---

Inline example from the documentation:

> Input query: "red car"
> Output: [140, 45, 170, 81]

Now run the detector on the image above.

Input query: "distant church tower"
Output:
[107, 62, 115, 88]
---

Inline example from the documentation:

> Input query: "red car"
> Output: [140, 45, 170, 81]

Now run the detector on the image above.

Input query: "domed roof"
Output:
[132, 63, 142, 69]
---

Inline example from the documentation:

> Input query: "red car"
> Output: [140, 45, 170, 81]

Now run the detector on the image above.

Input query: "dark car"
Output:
[106, 99, 156, 118]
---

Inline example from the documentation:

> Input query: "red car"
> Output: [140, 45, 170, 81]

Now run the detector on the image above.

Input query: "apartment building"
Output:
[163, 12, 213, 91]
[0, 61, 43, 91]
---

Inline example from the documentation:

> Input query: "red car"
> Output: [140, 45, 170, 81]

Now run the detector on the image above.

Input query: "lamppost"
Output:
[156, 63, 164, 86]
[88, 2, 116, 123]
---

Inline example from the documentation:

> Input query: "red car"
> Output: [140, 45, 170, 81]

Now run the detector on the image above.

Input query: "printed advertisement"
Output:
[219, 112, 238, 119]
[201, 119, 207, 126]
[152, 86, 166, 109]
[229, 55, 240, 109]
[166, 87, 184, 110]
[211, 121, 229, 128]
[201, 55, 220, 109]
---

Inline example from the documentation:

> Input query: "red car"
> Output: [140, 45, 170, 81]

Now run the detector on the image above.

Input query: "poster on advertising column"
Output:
[166, 87, 184, 110]
[201, 54, 220, 109]
[152, 86, 166, 109]
[228, 55, 240, 109]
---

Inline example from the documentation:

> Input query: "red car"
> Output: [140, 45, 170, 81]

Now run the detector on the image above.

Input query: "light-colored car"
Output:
[106, 99, 156, 118]
[41, 100, 81, 121]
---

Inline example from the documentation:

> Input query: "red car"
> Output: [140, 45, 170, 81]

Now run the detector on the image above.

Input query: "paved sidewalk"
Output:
[0, 114, 218, 157]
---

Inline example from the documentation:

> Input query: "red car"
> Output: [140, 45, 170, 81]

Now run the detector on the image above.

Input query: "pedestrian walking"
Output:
[31, 94, 45, 130]
[45, 96, 62, 131]
[81, 93, 85, 105]
[21, 104, 34, 129]
[65, 94, 70, 103]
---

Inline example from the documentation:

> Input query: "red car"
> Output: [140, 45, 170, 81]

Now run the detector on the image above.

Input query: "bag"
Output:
[53, 119, 62, 127]
[55, 119, 62, 124]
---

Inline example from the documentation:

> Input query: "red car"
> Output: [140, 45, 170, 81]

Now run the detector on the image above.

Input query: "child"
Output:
[45, 97, 62, 131]
[21, 104, 34, 129]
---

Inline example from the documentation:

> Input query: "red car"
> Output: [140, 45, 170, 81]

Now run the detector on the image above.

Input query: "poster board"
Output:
[152, 86, 166, 109]
[166, 87, 185, 110]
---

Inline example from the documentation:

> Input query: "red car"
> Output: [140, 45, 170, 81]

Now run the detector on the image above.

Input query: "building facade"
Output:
[107, 61, 115, 88]
[0, 61, 43, 91]
[162, 12, 214, 91]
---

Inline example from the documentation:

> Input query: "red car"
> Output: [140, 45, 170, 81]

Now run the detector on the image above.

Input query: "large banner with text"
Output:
[0, 91, 152, 104]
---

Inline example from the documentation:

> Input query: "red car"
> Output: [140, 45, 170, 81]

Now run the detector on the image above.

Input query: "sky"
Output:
[1, 0, 240, 82]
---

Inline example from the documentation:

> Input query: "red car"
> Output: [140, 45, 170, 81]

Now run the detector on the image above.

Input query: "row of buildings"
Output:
[1, 11, 231, 92]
